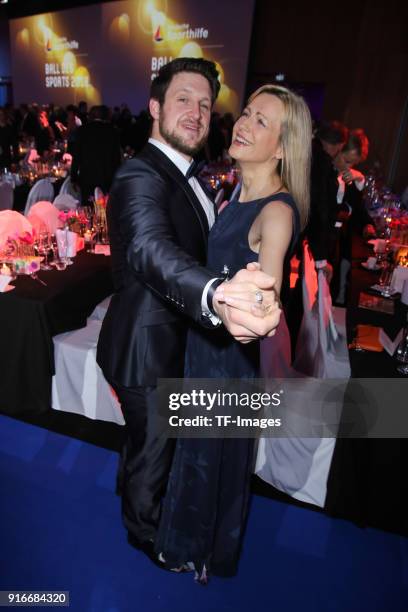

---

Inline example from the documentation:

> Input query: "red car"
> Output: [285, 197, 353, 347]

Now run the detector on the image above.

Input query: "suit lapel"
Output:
[143, 144, 210, 242]
[197, 177, 218, 220]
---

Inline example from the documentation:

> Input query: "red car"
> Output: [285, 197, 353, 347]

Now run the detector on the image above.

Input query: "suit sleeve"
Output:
[347, 184, 373, 232]
[307, 156, 333, 261]
[111, 160, 216, 325]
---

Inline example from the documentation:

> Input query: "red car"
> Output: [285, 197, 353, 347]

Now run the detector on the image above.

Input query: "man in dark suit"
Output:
[70, 105, 122, 204]
[307, 120, 348, 277]
[96, 58, 280, 564]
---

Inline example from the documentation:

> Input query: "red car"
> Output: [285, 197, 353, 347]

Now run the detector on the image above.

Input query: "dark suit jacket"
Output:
[306, 139, 339, 261]
[96, 143, 216, 387]
[338, 182, 373, 260]
[71, 120, 122, 198]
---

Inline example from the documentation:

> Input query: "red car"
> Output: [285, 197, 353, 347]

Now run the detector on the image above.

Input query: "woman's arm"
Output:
[256, 201, 293, 296]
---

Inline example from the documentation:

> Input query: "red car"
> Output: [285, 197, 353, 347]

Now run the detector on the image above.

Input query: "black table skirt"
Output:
[0, 251, 113, 416]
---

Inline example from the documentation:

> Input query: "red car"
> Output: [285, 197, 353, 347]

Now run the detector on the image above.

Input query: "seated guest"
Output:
[71, 105, 122, 205]
[333, 128, 375, 304]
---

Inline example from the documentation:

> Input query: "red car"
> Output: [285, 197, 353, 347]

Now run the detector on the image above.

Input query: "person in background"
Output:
[36, 108, 55, 159]
[77, 100, 88, 125]
[333, 128, 375, 304]
[306, 120, 348, 278]
[71, 104, 122, 204]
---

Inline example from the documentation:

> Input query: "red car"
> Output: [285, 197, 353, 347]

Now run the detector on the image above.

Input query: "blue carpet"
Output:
[1, 414, 407, 612]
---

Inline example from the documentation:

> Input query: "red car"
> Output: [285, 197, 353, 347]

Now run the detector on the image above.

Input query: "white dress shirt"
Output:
[148, 138, 220, 323]
[148, 138, 215, 228]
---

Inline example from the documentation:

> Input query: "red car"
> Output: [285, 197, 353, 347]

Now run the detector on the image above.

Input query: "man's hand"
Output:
[212, 264, 282, 343]
[342, 168, 364, 185]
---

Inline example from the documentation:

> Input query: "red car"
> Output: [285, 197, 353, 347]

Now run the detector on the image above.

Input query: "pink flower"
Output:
[19, 231, 35, 245]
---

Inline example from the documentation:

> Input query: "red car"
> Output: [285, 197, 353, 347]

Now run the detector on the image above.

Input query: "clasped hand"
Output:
[212, 262, 281, 343]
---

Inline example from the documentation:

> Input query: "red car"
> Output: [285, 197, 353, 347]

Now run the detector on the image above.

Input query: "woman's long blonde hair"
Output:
[247, 84, 312, 230]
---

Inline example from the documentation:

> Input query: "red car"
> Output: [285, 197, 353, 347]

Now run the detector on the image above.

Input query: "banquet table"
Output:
[0, 251, 113, 416]
[325, 235, 408, 536]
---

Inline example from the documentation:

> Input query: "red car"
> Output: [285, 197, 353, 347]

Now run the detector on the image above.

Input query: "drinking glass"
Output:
[378, 262, 394, 297]
[39, 231, 52, 270]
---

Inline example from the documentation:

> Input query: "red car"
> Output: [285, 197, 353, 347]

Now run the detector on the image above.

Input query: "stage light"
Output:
[0, 1, 9, 5]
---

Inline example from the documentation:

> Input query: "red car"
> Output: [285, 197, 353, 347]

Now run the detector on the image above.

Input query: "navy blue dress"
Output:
[155, 192, 299, 578]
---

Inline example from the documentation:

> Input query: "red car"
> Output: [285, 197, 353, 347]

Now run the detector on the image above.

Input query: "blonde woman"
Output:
[155, 85, 312, 582]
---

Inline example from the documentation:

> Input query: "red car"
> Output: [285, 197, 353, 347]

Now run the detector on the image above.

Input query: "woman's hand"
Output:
[212, 265, 281, 342]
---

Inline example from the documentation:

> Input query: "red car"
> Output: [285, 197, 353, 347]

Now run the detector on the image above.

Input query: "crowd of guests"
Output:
[0, 100, 236, 167]
[0, 97, 376, 306]
[0, 101, 239, 204]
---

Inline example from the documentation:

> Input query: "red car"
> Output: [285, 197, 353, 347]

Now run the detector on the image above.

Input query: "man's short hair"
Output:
[316, 120, 348, 145]
[150, 58, 220, 106]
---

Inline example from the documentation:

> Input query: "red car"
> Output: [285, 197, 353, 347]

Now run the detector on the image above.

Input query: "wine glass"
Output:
[84, 228, 97, 253]
[38, 231, 52, 270]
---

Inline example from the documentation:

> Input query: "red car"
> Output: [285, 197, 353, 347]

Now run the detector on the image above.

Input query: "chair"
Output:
[0, 181, 13, 211]
[52, 319, 124, 425]
[255, 242, 350, 508]
[229, 182, 241, 201]
[24, 178, 54, 216]
[0, 210, 32, 250]
[53, 193, 79, 211]
[88, 295, 112, 322]
[214, 188, 225, 209]
[59, 175, 80, 199]
[94, 186, 105, 202]
[27, 201, 60, 234]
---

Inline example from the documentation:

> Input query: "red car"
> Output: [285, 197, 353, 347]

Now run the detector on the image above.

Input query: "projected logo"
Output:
[154, 26, 163, 42]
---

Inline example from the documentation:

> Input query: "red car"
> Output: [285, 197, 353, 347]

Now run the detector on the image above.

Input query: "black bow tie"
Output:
[186, 159, 206, 179]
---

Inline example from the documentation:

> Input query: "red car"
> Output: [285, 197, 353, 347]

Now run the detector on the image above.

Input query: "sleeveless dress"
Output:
[155, 192, 299, 579]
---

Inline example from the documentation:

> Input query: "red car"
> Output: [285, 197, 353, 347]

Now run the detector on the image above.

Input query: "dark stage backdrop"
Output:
[248, 0, 408, 192]
[9, 0, 255, 116]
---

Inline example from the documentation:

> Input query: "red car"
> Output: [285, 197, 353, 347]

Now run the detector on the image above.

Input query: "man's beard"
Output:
[159, 116, 207, 157]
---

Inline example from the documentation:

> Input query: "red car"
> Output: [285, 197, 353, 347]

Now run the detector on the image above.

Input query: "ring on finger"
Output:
[255, 290, 263, 304]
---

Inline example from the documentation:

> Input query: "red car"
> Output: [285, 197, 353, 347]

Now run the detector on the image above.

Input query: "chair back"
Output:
[24, 178, 54, 216]
[59, 176, 80, 199]
[214, 188, 225, 209]
[53, 193, 79, 211]
[94, 186, 105, 203]
[0, 182, 13, 211]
